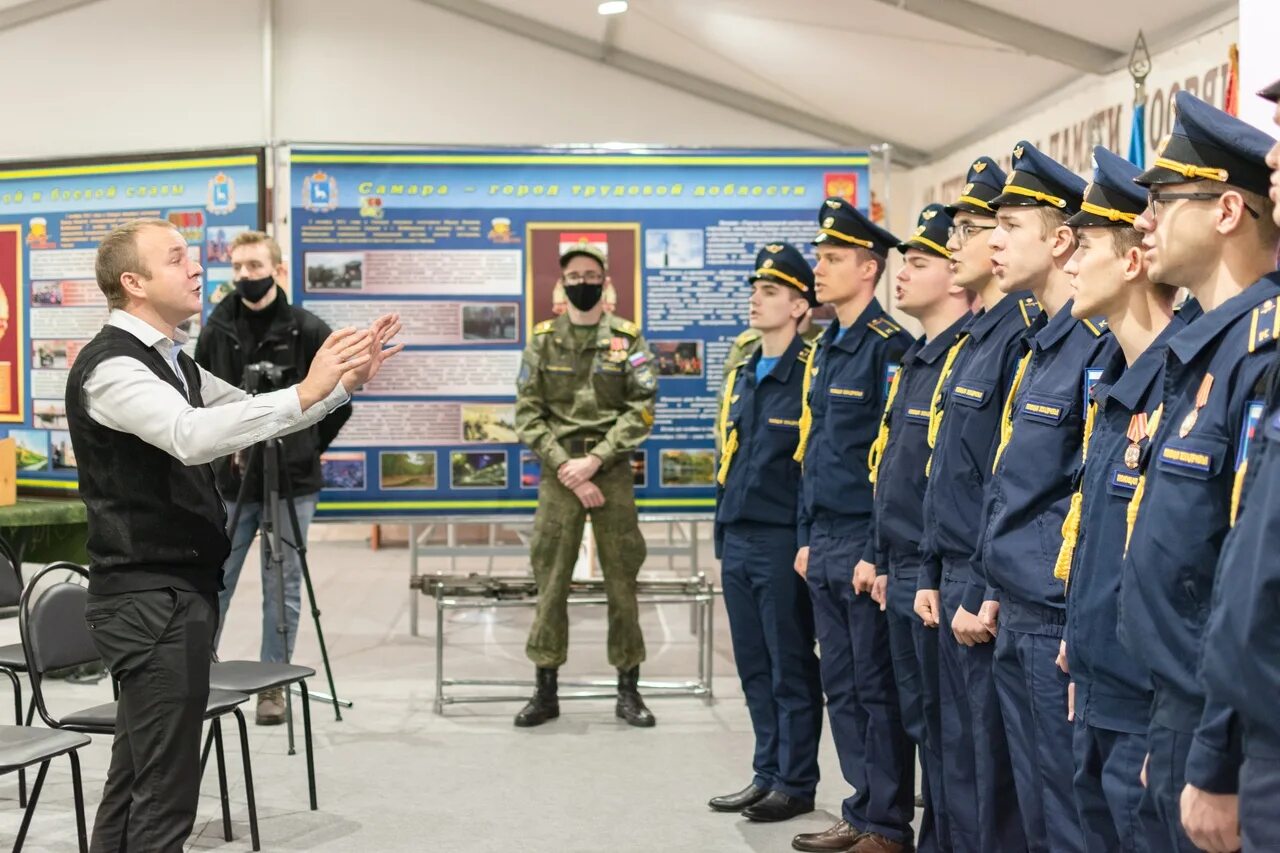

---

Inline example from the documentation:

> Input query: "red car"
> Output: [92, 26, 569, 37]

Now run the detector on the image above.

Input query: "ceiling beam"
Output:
[416, 0, 927, 167]
[868, 0, 1122, 73]
[0, 0, 102, 34]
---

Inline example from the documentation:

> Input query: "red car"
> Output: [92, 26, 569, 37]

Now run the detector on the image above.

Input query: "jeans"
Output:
[216, 492, 318, 664]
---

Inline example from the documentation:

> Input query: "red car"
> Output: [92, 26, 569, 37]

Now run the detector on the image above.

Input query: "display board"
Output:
[0, 149, 265, 490]
[289, 146, 870, 517]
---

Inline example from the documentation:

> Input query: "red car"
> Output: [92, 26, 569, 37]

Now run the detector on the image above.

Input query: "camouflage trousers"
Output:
[526, 457, 647, 670]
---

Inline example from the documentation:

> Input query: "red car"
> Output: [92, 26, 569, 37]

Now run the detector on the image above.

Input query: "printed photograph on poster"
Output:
[305, 252, 364, 292]
[50, 431, 76, 469]
[462, 404, 518, 444]
[31, 281, 62, 306]
[450, 450, 507, 489]
[462, 303, 518, 342]
[659, 448, 715, 487]
[0, 225, 23, 422]
[381, 451, 437, 490]
[33, 400, 68, 431]
[206, 226, 249, 264]
[645, 229, 704, 270]
[204, 268, 235, 309]
[168, 210, 207, 244]
[631, 450, 647, 487]
[32, 340, 72, 370]
[321, 451, 367, 490]
[652, 341, 704, 378]
[525, 223, 641, 328]
[520, 451, 541, 489]
[11, 430, 49, 471]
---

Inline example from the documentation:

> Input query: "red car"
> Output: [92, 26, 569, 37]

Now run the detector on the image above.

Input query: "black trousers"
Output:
[85, 588, 218, 853]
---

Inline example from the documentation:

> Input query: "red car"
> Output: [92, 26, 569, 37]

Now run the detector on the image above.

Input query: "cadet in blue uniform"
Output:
[979, 141, 1116, 853]
[857, 203, 972, 853]
[1199, 76, 1280, 853]
[710, 243, 824, 823]
[791, 198, 915, 853]
[915, 156, 1031, 853]
[1120, 92, 1280, 853]
[1053, 147, 1183, 852]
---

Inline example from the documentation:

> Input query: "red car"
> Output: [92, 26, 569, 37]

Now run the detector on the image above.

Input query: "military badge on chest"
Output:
[609, 337, 628, 362]
[1179, 373, 1213, 437]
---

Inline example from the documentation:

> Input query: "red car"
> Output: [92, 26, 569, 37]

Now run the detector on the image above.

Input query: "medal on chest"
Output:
[1124, 411, 1148, 469]
[1178, 373, 1214, 438]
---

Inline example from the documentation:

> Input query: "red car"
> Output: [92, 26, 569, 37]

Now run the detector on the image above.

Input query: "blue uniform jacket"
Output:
[715, 333, 812, 556]
[797, 299, 912, 545]
[978, 299, 1116, 616]
[864, 314, 972, 570]
[919, 292, 1041, 604]
[1120, 274, 1280, 794]
[1201, 347, 1280, 760]
[1065, 316, 1184, 734]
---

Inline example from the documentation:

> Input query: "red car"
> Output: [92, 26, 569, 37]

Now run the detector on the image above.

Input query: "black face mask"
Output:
[563, 283, 603, 311]
[236, 274, 275, 303]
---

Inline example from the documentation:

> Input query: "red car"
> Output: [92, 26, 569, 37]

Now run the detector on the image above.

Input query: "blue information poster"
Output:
[0, 149, 265, 490]
[287, 146, 871, 517]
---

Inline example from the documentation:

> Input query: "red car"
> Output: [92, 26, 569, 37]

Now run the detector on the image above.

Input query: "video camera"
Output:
[242, 360, 298, 395]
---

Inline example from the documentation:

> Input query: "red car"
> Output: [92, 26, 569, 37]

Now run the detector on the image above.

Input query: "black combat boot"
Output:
[514, 667, 559, 727]
[615, 666, 656, 727]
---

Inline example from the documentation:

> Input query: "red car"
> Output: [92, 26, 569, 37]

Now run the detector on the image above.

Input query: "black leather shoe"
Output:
[742, 790, 815, 822]
[514, 667, 559, 727]
[708, 783, 769, 812]
[616, 666, 656, 727]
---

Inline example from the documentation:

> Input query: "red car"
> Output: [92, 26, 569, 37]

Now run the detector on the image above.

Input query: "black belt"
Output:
[563, 437, 601, 457]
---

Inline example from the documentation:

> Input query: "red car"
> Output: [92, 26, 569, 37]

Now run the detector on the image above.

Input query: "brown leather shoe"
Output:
[791, 819, 862, 852]
[255, 688, 286, 726]
[850, 833, 910, 853]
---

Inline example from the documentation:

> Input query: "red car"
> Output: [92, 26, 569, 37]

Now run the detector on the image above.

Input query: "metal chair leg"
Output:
[12, 759, 49, 853]
[212, 719, 232, 842]
[300, 679, 316, 810]
[2, 669, 26, 808]
[232, 708, 261, 851]
[69, 750, 88, 853]
[199, 724, 214, 776]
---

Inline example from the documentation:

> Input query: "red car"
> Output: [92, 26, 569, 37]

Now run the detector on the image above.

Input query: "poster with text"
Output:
[0, 149, 264, 490]
[289, 146, 869, 517]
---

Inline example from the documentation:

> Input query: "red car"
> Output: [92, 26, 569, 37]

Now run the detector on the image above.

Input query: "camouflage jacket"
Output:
[515, 313, 657, 471]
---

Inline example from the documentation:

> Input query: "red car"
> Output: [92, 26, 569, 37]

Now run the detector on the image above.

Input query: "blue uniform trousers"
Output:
[807, 516, 914, 842]
[993, 601, 1083, 853]
[1241, 756, 1280, 852]
[1070, 719, 1165, 852]
[721, 523, 824, 799]
[1144, 724, 1205, 852]
[886, 558, 948, 852]
[938, 566, 1025, 853]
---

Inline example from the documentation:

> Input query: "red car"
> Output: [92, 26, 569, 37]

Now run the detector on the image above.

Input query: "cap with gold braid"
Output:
[991, 140, 1086, 214]
[898, 203, 954, 259]
[812, 196, 899, 256]
[1135, 91, 1275, 195]
[749, 242, 818, 307]
[945, 155, 1007, 216]
[1067, 147, 1147, 228]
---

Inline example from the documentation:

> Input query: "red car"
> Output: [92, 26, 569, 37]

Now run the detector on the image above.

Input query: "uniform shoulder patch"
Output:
[1018, 296, 1042, 327]
[1082, 317, 1108, 337]
[734, 328, 762, 347]
[798, 340, 816, 363]
[867, 316, 902, 339]
[1248, 298, 1280, 353]
[533, 319, 556, 335]
[610, 316, 640, 337]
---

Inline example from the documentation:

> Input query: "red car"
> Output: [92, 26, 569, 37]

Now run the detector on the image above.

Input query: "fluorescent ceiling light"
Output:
[598, 1, 628, 15]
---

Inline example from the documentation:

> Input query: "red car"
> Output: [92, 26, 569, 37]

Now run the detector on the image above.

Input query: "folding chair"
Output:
[0, 725, 90, 852]
[19, 562, 262, 851]
[0, 534, 32, 807]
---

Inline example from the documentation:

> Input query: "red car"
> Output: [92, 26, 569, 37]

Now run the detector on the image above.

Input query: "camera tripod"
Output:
[225, 437, 350, 751]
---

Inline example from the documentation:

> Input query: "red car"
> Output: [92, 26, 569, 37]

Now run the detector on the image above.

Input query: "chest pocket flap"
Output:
[951, 378, 993, 408]
[828, 386, 870, 404]
[1020, 392, 1073, 426]
[1156, 435, 1229, 481]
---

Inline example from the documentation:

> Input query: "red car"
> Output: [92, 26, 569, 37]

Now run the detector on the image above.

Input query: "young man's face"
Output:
[813, 245, 872, 305]
[946, 212, 997, 291]
[129, 225, 203, 323]
[989, 206, 1057, 293]
[1132, 182, 1219, 291]
[748, 280, 807, 332]
[1064, 227, 1132, 320]
[894, 248, 955, 318]
[1268, 100, 1280, 227]
[561, 254, 606, 284]
[230, 242, 284, 284]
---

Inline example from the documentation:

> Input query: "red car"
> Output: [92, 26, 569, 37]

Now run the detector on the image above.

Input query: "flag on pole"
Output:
[1225, 43, 1240, 116]
[1128, 101, 1146, 168]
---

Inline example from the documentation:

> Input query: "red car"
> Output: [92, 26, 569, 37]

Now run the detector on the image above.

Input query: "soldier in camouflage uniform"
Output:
[513, 244, 659, 728]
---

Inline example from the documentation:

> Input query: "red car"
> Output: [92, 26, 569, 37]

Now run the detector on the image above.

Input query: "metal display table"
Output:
[410, 573, 717, 714]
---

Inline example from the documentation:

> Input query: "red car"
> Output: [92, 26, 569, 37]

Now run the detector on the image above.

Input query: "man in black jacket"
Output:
[195, 230, 350, 725]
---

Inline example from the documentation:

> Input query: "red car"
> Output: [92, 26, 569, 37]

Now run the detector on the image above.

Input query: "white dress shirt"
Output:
[82, 310, 349, 467]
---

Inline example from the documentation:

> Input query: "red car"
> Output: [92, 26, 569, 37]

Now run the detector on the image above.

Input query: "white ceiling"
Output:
[441, 0, 1236, 165]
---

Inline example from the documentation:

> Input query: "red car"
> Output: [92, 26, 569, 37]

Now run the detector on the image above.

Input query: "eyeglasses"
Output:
[1146, 190, 1260, 219]
[946, 223, 996, 244]
[563, 273, 606, 285]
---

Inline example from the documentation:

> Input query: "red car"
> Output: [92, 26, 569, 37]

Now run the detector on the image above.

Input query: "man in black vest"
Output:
[67, 218, 401, 852]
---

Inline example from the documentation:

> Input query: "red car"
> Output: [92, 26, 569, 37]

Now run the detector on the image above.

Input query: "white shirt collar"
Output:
[107, 309, 190, 350]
